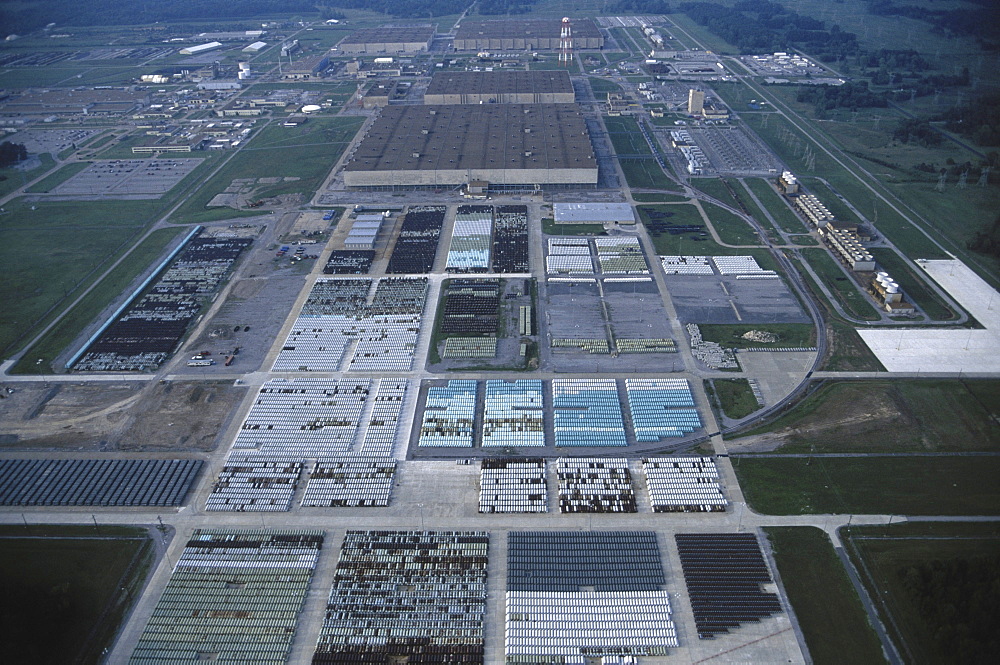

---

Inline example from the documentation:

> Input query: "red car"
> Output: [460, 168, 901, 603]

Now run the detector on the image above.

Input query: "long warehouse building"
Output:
[342, 104, 598, 190]
[424, 70, 575, 105]
[454, 18, 604, 50]
[337, 26, 435, 54]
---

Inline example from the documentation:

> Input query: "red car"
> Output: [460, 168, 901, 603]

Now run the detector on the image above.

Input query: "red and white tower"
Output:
[558, 17, 573, 67]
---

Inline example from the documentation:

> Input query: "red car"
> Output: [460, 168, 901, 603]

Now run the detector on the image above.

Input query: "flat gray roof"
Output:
[455, 18, 602, 40]
[340, 26, 435, 45]
[425, 70, 573, 97]
[554, 203, 636, 223]
[343, 104, 596, 173]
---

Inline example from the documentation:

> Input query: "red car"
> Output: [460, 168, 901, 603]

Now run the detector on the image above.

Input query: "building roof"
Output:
[455, 18, 602, 40]
[340, 26, 435, 45]
[554, 203, 636, 224]
[425, 70, 573, 98]
[343, 103, 596, 174]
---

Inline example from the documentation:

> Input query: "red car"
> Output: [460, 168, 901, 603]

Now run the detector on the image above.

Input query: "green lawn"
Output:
[589, 77, 623, 95]
[868, 248, 957, 321]
[734, 455, 1000, 515]
[697, 323, 816, 349]
[0, 154, 55, 198]
[708, 378, 760, 419]
[12, 227, 184, 374]
[604, 116, 652, 156]
[822, 317, 886, 372]
[800, 248, 881, 321]
[745, 177, 810, 233]
[619, 158, 675, 190]
[734, 379, 1000, 453]
[703, 202, 762, 246]
[542, 218, 605, 236]
[765, 527, 886, 665]
[0, 526, 153, 665]
[170, 116, 363, 224]
[844, 522, 1000, 665]
[24, 161, 91, 193]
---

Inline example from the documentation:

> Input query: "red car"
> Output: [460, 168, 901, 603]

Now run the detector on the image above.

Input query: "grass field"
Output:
[800, 248, 881, 321]
[619, 158, 675, 190]
[0, 525, 153, 665]
[0, 153, 55, 198]
[734, 455, 1000, 515]
[844, 522, 1000, 665]
[708, 378, 760, 420]
[702, 201, 762, 246]
[589, 77, 623, 95]
[170, 116, 363, 224]
[697, 323, 816, 349]
[823, 318, 886, 372]
[744, 177, 810, 233]
[604, 116, 652, 156]
[0, 206, 150, 358]
[12, 227, 185, 373]
[790, 235, 819, 245]
[765, 527, 886, 665]
[631, 192, 689, 202]
[735, 379, 1000, 453]
[24, 161, 92, 193]
[868, 248, 956, 320]
[542, 218, 605, 236]
[692, 177, 740, 209]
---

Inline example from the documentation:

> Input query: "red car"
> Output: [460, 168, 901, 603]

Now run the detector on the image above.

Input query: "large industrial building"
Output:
[337, 26, 435, 54]
[454, 18, 604, 50]
[342, 104, 598, 189]
[424, 70, 574, 105]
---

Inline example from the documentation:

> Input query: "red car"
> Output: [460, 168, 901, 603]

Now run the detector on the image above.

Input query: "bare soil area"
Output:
[0, 381, 245, 452]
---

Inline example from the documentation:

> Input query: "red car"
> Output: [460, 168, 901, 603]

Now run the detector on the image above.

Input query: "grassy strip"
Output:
[733, 379, 1000, 453]
[711, 378, 759, 419]
[868, 248, 956, 321]
[170, 117, 363, 224]
[541, 217, 605, 236]
[697, 323, 816, 349]
[631, 192, 689, 202]
[765, 527, 886, 665]
[745, 177, 809, 233]
[800, 248, 881, 321]
[619, 158, 675, 190]
[733, 455, 1000, 515]
[12, 227, 184, 373]
[824, 317, 886, 372]
[790, 235, 819, 245]
[693, 177, 740, 209]
[589, 77, 622, 95]
[0, 528, 153, 665]
[843, 523, 1000, 665]
[24, 161, 91, 193]
[703, 201, 762, 246]
[0, 153, 55, 198]
[604, 115, 653, 156]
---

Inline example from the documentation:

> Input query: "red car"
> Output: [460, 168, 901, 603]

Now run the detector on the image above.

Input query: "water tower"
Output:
[559, 17, 573, 66]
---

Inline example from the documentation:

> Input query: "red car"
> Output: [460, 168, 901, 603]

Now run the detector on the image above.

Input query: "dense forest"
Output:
[936, 94, 1000, 148]
[866, 0, 1000, 46]
[680, 0, 860, 60]
[899, 555, 1000, 662]
[605, 0, 674, 13]
[795, 81, 886, 116]
[0, 142, 29, 168]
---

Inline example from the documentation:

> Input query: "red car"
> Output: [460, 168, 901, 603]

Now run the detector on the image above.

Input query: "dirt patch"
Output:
[0, 381, 245, 452]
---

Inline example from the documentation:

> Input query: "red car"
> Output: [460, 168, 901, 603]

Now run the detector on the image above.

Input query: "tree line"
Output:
[0, 142, 28, 168]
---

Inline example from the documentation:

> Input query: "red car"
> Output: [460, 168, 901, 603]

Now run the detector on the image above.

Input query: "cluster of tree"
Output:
[795, 81, 887, 116]
[0, 142, 28, 168]
[866, 0, 1000, 45]
[858, 49, 930, 74]
[680, 1, 859, 60]
[935, 94, 1000, 147]
[969, 215, 1000, 260]
[606, 0, 673, 13]
[312, 0, 468, 18]
[899, 555, 1000, 662]
[0, 0, 319, 34]
[477, 0, 539, 15]
[892, 119, 943, 148]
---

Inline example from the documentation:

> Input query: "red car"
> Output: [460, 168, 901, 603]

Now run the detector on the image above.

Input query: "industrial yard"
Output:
[0, 5, 997, 665]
